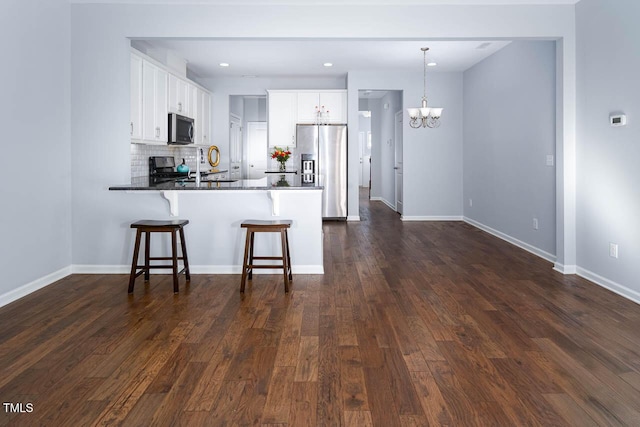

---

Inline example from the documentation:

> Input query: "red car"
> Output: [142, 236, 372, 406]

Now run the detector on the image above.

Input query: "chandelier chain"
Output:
[423, 48, 427, 101]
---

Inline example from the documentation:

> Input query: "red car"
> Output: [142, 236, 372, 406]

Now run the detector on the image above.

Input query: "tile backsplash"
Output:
[130, 144, 206, 178]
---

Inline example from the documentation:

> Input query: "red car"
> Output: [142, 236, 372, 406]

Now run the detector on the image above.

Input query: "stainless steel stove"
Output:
[148, 156, 188, 183]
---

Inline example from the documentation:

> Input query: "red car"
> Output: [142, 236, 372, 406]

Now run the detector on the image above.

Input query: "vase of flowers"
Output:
[271, 146, 291, 172]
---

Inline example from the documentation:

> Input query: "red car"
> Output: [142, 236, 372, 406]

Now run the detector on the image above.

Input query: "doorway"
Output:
[358, 90, 403, 214]
[229, 95, 267, 179]
[246, 122, 268, 178]
[358, 111, 371, 191]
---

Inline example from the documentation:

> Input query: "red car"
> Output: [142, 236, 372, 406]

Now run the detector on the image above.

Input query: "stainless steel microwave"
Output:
[168, 113, 194, 144]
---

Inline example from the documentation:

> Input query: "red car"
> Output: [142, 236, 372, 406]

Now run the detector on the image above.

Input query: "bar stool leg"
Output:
[280, 229, 290, 293]
[248, 231, 255, 280]
[144, 231, 151, 281]
[284, 229, 293, 281]
[179, 227, 191, 281]
[240, 228, 252, 293]
[128, 229, 143, 293]
[171, 230, 179, 293]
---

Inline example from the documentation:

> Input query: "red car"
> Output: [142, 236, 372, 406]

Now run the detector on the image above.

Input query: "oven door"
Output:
[168, 113, 194, 144]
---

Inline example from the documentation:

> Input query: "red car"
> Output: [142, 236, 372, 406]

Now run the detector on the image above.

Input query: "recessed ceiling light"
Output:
[219, 62, 230, 67]
[323, 62, 333, 67]
[427, 62, 437, 67]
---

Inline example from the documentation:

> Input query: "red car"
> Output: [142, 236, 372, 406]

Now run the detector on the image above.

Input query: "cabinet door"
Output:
[199, 90, 211, 145]
[320, 91, 347, 123]
[142, 62, 168, 143]
[142, 61, 159, 141]
[188, 84, 198, 121]
[154, 68, 168, 142]
[297, 92, 319, 124]
[268, 91, 297, 147]
[168, 74, 188, 115]
[130, 54, 143, 140]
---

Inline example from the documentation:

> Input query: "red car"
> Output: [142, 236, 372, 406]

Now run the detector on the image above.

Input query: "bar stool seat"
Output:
[240, 219, 293, 293]
[128, 219, 191, 294]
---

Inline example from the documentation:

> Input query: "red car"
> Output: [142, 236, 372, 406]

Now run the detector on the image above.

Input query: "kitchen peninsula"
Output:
[109, 174, 324, 275]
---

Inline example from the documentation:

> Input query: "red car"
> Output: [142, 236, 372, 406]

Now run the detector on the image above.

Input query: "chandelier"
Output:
[407, 47, 443, 128]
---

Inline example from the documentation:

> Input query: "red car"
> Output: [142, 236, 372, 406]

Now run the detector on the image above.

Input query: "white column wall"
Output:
[0, 0, 72, 306]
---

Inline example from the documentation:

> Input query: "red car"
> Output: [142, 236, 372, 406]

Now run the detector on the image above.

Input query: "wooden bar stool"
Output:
[128, 219, 191, 294]
[240, 220, 293, 293]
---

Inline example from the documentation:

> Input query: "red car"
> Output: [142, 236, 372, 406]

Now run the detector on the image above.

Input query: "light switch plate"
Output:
[609, 243, 619, 258]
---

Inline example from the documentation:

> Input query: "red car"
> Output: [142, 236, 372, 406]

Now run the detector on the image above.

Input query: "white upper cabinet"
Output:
[196, 88, 211, 146]
[268, 90, 297, 147]
[296, 92, 321, 124]
[130, 53, 143, 140]
[188, 84, 198, 121]
[168, 74, 189, 116]
[141, 61, 168, 144]
[296, 90, 347, 124]
[131, 50, 212, 145]
[319, 91, 347, 124]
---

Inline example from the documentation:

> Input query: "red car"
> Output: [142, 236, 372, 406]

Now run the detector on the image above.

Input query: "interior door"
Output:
[359, 131, 371, 188]
[246, 121, 268, 179]
[394, 111, 403, 214]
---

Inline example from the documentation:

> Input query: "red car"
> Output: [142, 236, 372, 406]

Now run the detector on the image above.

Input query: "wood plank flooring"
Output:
[2, 189, 640, 425]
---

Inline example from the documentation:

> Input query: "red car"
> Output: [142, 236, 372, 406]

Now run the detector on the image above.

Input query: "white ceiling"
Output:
[135, 39, 513, 79]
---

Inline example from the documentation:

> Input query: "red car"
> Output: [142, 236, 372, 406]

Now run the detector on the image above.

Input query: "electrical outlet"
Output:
[609, 243, 619, 258]
[469, 198, 473, 207]
[533, 218, 539, 230]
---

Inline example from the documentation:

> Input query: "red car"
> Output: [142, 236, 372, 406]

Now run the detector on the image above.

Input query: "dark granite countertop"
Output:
[109, 174, 322, 191]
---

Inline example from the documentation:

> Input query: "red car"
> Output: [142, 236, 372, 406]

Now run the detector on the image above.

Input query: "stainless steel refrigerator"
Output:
[296, 124, 347, 219]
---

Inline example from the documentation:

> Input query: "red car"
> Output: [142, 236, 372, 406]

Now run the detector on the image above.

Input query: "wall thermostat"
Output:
[610, 114, 627, 127]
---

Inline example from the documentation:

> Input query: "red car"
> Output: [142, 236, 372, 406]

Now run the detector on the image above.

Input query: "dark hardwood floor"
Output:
[2, 189, 640, 426]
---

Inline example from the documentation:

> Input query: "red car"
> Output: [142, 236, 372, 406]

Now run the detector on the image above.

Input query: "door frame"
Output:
[394, 110, 403, 215]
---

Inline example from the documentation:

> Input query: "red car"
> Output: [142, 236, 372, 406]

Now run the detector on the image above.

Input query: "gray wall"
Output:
[463, 41, 557, 258]
[0, 0, 72, 301]
[576, 0, 640, 299]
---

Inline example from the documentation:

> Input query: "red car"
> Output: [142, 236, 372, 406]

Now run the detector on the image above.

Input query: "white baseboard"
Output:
[71, 264, 324, 275]
[347, 215, 361, 222]
[72, 265, 130, 274]
[553, 263, 577, 275]
[370, 197, 396, 211]
[0, 266, 72, 308]
[402, 215, 464, 221]
[577, 267, 640, 305]
[463, 217, 556, 263]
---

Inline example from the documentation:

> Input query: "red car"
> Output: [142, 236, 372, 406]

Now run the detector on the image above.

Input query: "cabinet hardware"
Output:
[178, 102, 182, 112]
[130, 122, 133, 135]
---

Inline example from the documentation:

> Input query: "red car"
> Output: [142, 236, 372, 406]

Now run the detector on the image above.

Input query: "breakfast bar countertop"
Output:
[109, 174, 322, 191]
